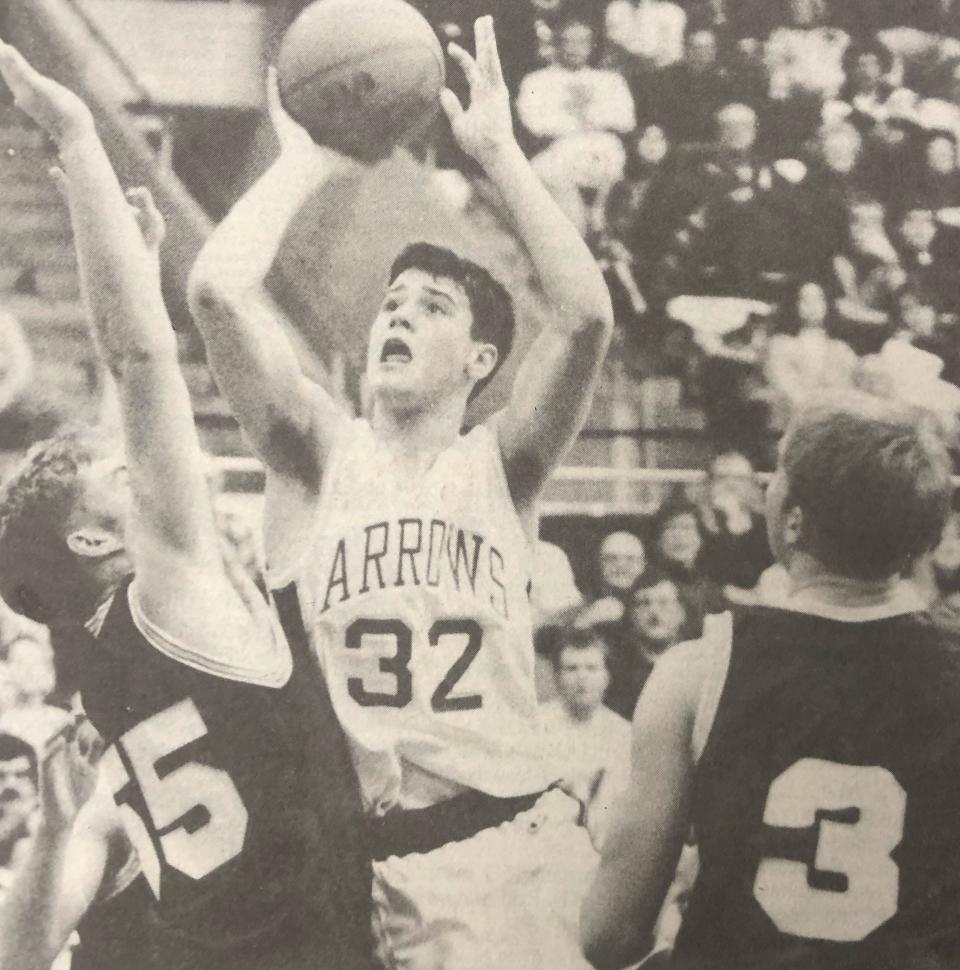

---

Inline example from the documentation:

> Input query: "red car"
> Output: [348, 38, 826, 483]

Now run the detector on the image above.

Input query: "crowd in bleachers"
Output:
[426, 0, 960, 467]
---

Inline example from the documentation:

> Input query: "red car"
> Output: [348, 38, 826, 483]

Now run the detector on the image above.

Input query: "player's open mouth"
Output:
[381, 337, 413, 365]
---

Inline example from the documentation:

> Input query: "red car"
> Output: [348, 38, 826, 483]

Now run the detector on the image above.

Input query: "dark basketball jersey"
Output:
[673, 606, 960, 970]
[72, 861, 152, 970]
[76, 578, 373, 970]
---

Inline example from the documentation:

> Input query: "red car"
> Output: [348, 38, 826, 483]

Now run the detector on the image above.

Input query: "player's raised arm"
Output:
[188, 72, 350, 492]
[580, 642, 702, 969]
[441, 17, 614, 510]
[0, 41, 229, 581]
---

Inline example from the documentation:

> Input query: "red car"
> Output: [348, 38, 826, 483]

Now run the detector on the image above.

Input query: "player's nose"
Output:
[388, 315, 413, 332]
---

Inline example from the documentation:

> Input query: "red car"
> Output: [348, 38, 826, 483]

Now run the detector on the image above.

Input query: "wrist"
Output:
[57, 121, 100, 162]
[476, 139, 525, 179]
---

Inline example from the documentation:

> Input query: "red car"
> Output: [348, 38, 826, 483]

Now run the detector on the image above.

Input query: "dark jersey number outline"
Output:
[345, 618, 484, 711]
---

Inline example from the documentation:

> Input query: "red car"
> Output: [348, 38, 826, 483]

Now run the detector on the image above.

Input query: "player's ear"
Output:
[66, 526, 124, 560]
[468, 342, 498, 384]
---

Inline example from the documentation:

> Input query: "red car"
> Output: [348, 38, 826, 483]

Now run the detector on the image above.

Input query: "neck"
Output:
[786, 553, 899, 601]
[371, 392, 469, 458]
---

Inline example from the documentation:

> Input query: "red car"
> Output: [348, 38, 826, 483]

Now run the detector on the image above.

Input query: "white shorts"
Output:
[371, 789, 598, 970]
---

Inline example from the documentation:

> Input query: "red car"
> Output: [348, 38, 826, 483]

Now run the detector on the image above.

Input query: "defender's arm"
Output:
[442, 19, 614, 511]
[0, 41, 221, 568]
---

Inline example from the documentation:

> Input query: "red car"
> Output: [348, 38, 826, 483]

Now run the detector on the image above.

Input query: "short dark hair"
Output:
[653, 496, 703, 538]
[389, 243, 515, 399]
[0, 732, 38, 785]
[0, 427, 113, 623]
[782, 395, 952, 579]
[552, 626, 609, 670]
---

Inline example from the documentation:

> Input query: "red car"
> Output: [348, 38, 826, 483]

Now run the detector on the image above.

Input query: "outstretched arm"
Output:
[442, 18, 614, 511]
[188, 73, 350, 490]
[0, 41, 223, 571]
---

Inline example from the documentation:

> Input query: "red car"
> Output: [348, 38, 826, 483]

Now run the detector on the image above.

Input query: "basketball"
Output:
[277, 0, 446, 161]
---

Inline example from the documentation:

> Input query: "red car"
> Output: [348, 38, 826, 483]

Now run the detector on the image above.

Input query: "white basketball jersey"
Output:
[266, 419, 558, 813]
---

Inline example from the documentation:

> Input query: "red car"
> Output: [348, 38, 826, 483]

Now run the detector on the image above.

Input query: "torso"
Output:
[268, 419, 557, 813]
[75, 579, 372, 970]
[675, 604, 960, 969]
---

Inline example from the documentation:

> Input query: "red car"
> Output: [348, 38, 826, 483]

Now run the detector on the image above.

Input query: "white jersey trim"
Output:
[128, 580, 293, 689]
[691, 612, 734, 765]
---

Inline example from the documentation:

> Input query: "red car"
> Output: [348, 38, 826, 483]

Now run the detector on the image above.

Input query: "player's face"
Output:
[366, 269, 479, 411]
[556, 646, 609, 714]
[0, 754, 36, 849]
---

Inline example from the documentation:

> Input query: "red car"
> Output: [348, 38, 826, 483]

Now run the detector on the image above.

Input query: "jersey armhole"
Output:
[127, 579, 292, 689]
[690, 611, 734, 765]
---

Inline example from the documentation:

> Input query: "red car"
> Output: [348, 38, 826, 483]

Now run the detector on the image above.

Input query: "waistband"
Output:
[368, 788, 547, 861]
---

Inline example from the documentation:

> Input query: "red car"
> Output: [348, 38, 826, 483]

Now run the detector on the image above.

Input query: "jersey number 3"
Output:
[101, 698, 249, 900]
[753, 758, 906, 942]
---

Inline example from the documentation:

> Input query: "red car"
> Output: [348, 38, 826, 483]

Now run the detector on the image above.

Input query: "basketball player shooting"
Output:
[0, 42, 372, 970]
[189, 15, 613, 970]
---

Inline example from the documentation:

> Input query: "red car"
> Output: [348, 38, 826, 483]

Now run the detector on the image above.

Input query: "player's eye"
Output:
[383, 298, 399, 312]
[427, 302, 448, 316]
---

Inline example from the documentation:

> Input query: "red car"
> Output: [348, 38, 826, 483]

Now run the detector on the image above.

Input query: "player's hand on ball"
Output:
[0, 40, 94, 148]
[266, 66, 316, 158]
[39, 715, 103, 834]
[441, 16, 514, 166]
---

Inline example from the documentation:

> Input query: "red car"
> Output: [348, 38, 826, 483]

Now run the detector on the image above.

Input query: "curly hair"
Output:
[0, 427, 112, 623]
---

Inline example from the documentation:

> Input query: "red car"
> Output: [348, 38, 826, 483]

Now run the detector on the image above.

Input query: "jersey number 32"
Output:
[100, 698, 249, 900]
[753, 757, 906, 943]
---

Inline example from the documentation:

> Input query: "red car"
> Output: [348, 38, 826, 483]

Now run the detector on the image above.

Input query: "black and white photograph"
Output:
[0, 0, 959, 967]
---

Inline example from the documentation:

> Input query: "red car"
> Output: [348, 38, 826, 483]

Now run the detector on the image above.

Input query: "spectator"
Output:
[540, 628, 630, 846]
[0, 733, 36, 876]
[649, 29, 734, 144]
[833, 39, 911, 129]
[593, 528, 648, 601]
[605, 568, 689, 718]
[517, 15, 636, 233]
[765, 0, 850, 102]
[891, 202, 959, 312]
[917, 129, 960, 210]
[573, 529, 647, 651]
[604, 0, 688, 80]
[764, 279, 858, 427]
[699, 450, 773, 592]
[600, 123, 673, 322]
[651, 498, 724, 630]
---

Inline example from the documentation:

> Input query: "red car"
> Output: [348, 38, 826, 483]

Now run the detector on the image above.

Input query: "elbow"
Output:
[187, 270, 240, 327]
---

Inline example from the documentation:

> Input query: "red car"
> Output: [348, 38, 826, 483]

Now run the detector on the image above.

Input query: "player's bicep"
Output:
[581, 644, 702, 969]
[188, 282, 345, 487]
[498, 318, 609, 506]
[117, 353, 221, 562]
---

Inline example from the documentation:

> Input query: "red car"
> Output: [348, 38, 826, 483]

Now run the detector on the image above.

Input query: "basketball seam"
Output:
[280, 38, 445, 101]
